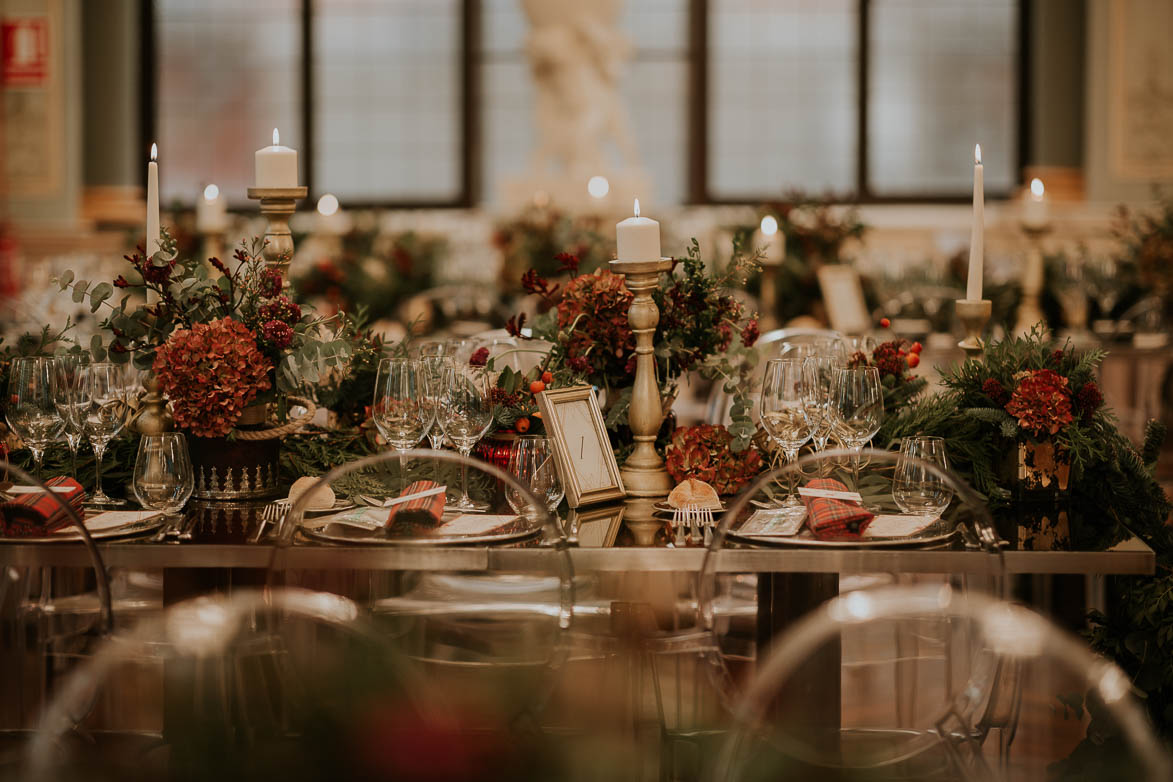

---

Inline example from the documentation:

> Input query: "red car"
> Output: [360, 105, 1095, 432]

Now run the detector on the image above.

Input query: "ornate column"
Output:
[611, 257, 673, 497]
[247, 186, 307, 288]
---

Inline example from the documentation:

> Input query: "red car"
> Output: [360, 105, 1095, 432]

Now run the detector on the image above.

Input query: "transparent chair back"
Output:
[697, 448, 1005, 722]
[267, 448, 574, 729]
[1, 461, 111, 766]
[24, 588, 474, 781]
[712, 585, 1172, 781]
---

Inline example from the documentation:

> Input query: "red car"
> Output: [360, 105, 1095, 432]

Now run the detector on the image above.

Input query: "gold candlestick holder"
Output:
[247, 186, 307, 288]
[611, 257, 674, 497]
[955, 298, 993, 358]
[1014, 223, 1052, 337]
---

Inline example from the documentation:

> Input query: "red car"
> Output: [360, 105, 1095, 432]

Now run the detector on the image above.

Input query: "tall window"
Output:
[704, 0, 1020, 201]
[156, 0, 300, 205]
[479, 0, 690, 206]
[154, 0, 465, 206]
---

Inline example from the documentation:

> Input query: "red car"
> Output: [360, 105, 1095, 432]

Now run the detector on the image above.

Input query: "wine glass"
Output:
[777, 341, 815, 361]
[830, 366, 884, 487]
[419, 356, 454, 451]
[80, 363, 130, 507]
[5, 357, 64, 478]
[413, 340, 450, 359]
[371, 358, 433, 482]
[893, 436, 953, 520]
[133, 433, 195, 521]
[51, 354, 89, 478]
[505, 435, 564, 518]
[801, 355, 838, 453]
[759, 359, 812, 514]
[436, 363, 495, 511]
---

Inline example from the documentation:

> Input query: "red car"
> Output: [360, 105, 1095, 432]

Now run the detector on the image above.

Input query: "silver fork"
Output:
[253, 499, 290, 543]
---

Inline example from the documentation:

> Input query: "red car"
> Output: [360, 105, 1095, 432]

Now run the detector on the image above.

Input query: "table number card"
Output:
[536, 386, 626, 508]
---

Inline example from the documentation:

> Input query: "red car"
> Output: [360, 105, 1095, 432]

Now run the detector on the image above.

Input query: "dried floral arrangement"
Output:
[292, 229, 446, 322]
[52, 231, 362, 436]
[493, 205, 613, 291]
[490, 241, 762, 452]
[664, 424, 764, 495]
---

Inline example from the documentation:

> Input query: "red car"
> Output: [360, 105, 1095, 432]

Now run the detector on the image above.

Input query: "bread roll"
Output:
[288, 476, 336, 510]
[667, 478, 721, 510]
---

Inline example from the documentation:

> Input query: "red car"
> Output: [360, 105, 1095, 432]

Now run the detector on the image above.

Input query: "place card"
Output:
[797, 486, 863, 503]
[738, 508, 807, 537]
[50, 510, 161, 535]
[862, 514, 935, 539]
[301, 507, 386, 531]
[436, 514, 518, 537]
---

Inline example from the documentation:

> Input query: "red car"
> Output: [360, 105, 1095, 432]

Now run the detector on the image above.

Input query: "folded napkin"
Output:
[386, 480, 446, 531]
[801, 478, 874, 540]
[0, 477, 86, 537]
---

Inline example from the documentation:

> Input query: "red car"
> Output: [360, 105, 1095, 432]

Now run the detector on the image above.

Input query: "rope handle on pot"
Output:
[233, 396, 317, 441]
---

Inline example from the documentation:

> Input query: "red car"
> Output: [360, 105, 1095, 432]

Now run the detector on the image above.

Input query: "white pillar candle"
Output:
[196, 183, 229, 234]
[966, 143, 984, 301]
[146, 143, 160, 257]
[254, 128, 298, 188]
[1023, 177, 1049, 230]
[616, 198, 660, 261]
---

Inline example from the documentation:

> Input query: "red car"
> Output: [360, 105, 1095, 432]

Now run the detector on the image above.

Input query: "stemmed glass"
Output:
[372, 358, 433, 482]
[505, 435, 564, 518]
[436, 363, 495, 511]
[830, 366, 884, 487]
[51, 354, 89, 478]
[5, 357, 64, 478]
[759, 359, 812, 515]
[801, 355, 837, 453]
[419, 356, 454, 451]
[133, 433, 195, 526]
[893, 436, 953, 520]
[81, 363, 129, 507]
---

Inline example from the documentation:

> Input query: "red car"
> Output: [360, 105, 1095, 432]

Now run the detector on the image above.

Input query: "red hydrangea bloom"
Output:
[258, 295, 302, 326]
[557, 269, 634, 386]
[153, 318, 272, 438]
[469, 347, 490, 367]
[982, 378, 1010, 406]
[260, 319, 294, 350]
[1073, 381, 1104, 418]
[664, 424, 763, 495]
[258, 267, 284, 298]
[1005, 369, 1074, 437]
[740, 318, 760, 347]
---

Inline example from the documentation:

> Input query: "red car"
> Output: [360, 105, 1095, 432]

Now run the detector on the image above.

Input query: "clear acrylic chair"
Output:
[697, 448, 1006, 765]
[0, 461, 112, 772]
[711, 584, 1172, 781]
[268, 448, 574, 733]
[23, 588, 487, 781]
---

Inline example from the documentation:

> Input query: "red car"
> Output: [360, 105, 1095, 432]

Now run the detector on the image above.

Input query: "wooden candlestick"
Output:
[611, 257, 674, 497]
[247, 186, 307, 289]
[1014, 223, 1052, 338]
[955, 298, 992, 358]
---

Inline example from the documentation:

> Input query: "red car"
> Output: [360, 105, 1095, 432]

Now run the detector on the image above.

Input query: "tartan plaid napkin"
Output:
[386, 480, 446, 531]
[802, 478, 874, 540]
[0, 476, 86, 537]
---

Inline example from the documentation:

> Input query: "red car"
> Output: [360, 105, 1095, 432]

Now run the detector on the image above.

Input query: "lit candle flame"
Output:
[760, 215, 778, 236]
[634, 198, 640, 218]
[974, 143, 982, 165]
[150, 143, 157, 162]
[1030, 177, 1044, 199]
[203, 184, 219, 201]
[317, 193, 340, 217]
[273, 128, 280, 146]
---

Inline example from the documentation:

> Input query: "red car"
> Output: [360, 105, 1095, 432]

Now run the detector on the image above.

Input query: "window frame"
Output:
[142, 0, 478, 210]
[689, 0, 1029, 205]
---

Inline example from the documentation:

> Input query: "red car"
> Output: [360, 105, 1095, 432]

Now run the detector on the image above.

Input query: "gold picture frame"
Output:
[536, 385, 626, 508]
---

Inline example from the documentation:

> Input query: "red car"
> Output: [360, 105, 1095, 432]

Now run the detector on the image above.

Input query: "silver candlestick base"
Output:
[247, 186, 307, 289]
[956, 298, 992, 358]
